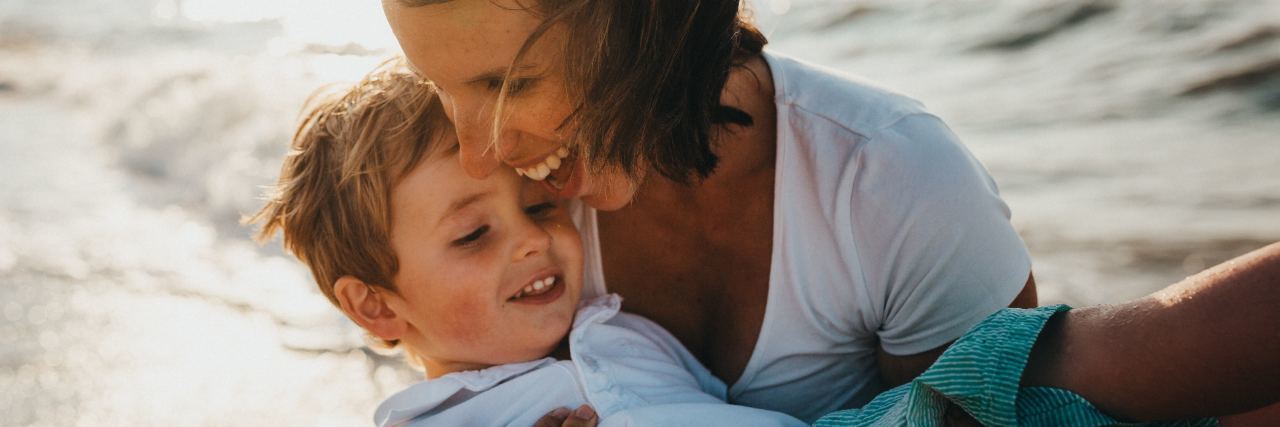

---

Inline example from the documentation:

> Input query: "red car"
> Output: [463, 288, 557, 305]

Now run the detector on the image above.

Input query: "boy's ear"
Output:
[333, 276, 407, 342]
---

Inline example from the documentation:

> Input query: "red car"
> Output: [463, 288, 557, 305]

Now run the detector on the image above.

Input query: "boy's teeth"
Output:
[517, 146, 571, 181]
[513, 276, 558, 300]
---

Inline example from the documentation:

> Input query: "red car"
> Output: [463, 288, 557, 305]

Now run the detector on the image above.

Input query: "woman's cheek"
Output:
[522, 82, 575, 138]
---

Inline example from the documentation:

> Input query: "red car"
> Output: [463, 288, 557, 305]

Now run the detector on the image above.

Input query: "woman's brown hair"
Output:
[495, 0, 769, 184]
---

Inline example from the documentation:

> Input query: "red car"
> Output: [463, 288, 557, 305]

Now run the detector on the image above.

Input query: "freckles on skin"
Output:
[384, 0, 580, 179]
[433, 296, 488, 345]
[383, 1, 541, 87]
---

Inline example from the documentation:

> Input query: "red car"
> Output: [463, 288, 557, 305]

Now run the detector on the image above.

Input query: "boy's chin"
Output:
[536, 325, 574, 360]
[496, 338, 569, 366]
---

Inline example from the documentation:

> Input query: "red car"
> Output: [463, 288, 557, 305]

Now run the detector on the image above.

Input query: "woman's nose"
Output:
[456, 133, 502, 179]
[447, 98, 507, 179]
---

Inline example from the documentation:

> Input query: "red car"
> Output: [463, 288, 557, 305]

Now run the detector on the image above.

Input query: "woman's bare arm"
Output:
[1022, 242, 1280, 421]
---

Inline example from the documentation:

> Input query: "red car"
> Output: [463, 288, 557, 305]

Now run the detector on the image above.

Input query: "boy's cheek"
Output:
[427, 298, 489, 343]
[551, 226, 584, 261]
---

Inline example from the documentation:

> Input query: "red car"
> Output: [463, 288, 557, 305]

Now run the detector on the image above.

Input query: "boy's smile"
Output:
[381, 142, 584, 377]
[508, 269, 564, 303]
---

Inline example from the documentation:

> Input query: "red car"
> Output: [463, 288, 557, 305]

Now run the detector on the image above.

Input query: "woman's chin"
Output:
[582, 192, 633, 211]
[581, 168, 643, 211]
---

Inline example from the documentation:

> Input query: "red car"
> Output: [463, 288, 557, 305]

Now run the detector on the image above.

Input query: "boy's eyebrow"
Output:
[439, 192, 492, 226]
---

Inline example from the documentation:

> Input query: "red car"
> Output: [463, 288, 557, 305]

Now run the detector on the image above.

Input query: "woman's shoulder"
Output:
[765, 51, 983, 195]
[764, 50, 930, 137]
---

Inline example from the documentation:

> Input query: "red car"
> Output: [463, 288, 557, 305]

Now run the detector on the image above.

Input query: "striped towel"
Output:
[815, 305, 1217, 427]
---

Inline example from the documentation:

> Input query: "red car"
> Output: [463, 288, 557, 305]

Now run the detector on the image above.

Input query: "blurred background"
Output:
[1, 0, 1277, 425]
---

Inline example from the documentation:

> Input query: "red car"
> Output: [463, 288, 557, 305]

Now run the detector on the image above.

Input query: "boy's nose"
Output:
[512, 221, 552, 262]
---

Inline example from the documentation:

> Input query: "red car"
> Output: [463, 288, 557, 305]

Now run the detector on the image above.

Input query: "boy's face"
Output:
[386, 143, 583, 371]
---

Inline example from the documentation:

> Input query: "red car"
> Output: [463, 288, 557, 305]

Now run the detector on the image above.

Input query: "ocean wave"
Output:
[971, 0, 1116, 51]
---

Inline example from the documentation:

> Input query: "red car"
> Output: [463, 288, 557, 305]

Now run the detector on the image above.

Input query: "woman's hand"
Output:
[533, 405, 598, 427]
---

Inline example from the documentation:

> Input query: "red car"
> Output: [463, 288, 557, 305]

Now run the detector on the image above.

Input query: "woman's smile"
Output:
[514, 145, 570, 181]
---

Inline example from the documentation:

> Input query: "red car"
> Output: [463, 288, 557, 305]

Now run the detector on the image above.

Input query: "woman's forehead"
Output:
[384, 0, 543, 84]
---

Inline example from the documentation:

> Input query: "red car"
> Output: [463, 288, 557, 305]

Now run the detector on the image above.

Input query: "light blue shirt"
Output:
[374, 295, 804, 426]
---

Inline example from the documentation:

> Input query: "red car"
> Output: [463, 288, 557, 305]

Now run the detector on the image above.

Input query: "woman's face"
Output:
[382, 0, 641, 210]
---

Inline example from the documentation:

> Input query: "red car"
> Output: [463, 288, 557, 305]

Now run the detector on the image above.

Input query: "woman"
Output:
[379, 0, 1036, 423]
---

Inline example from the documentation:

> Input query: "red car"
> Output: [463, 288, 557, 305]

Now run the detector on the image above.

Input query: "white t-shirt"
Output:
[374, 295, 805, 427]
[572, 50, 1033, 423]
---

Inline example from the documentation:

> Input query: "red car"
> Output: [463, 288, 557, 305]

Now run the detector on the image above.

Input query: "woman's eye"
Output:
[524, 202, 557, 219]
[453, 225, 489, 246]
[487, 78, 532, 95]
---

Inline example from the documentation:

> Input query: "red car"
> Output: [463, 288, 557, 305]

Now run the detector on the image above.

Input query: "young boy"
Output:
[249, 58, 804, 426]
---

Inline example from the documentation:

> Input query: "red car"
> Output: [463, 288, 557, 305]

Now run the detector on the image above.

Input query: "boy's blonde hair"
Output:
[249, 57, 447, 350]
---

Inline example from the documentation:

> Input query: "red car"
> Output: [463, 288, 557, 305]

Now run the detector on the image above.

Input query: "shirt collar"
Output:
[374, 294, 623, 426]
[374, 357, 557, 426]
[572, 293, 623, 330]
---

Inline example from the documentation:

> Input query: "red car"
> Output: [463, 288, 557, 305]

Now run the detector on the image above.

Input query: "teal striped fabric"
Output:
[814, 305, 1217, 427]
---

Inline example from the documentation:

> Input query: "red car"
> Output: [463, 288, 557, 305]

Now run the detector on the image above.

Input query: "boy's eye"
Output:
[453, 225, 489, 246]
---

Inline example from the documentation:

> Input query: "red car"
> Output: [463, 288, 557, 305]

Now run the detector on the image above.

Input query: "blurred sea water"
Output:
[1, 0, 1277, 425]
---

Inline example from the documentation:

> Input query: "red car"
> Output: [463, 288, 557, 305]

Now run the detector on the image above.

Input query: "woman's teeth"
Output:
[512, 275, 557, 299]
[517, 146, 570, 181]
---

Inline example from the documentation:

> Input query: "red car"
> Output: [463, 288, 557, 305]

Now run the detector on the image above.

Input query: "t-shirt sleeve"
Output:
[849, 113, 1032, 356]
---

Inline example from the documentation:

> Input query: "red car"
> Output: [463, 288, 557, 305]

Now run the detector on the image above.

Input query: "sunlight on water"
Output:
[278, 3, 399, 51]
[173, 0, 398, 52]
[1, 0, 1277, 425]
[162, 0, 289, 23]
[769, 0, 793, 15]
